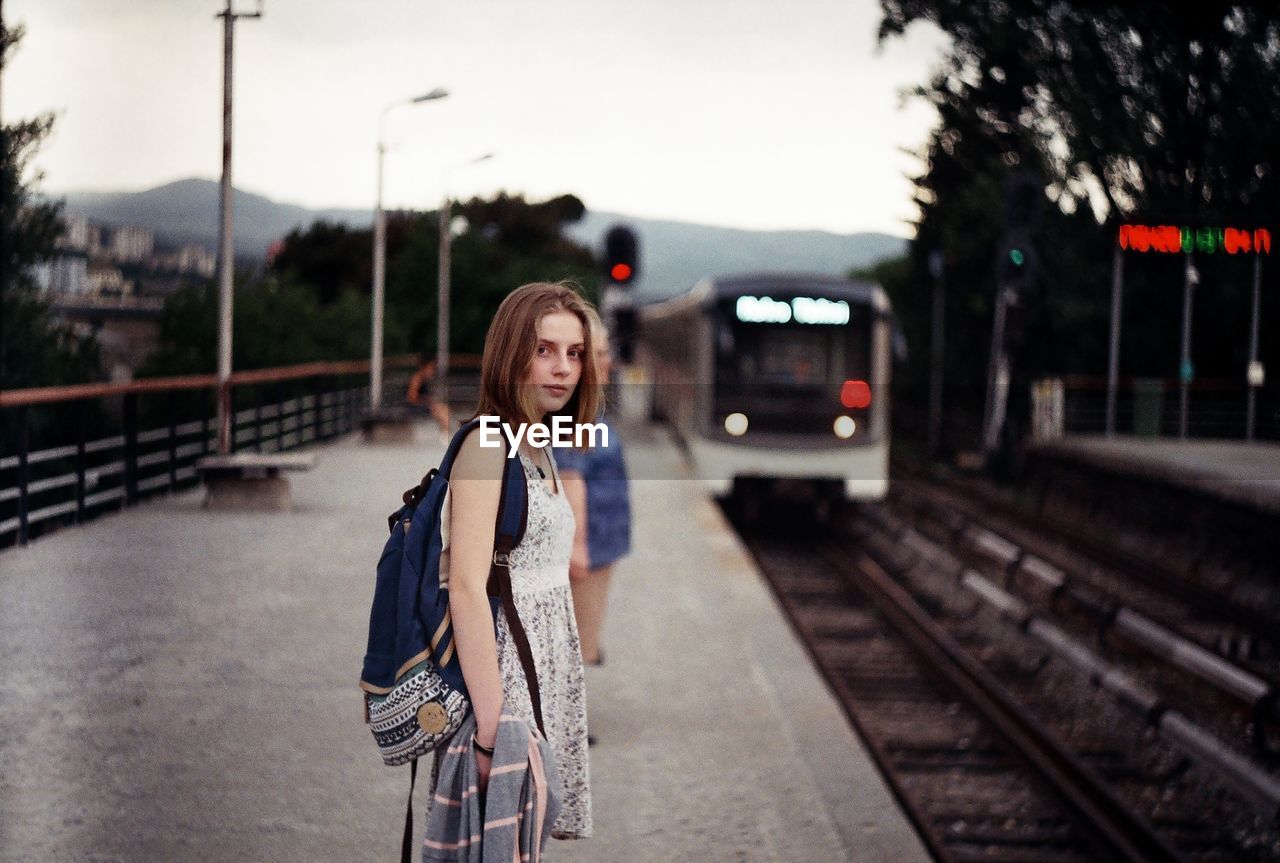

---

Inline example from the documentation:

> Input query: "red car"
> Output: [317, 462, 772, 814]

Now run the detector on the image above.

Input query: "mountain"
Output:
[52, 178, 907, 301]
[563, 213, 905, 302]
[57, 178, 370, 259]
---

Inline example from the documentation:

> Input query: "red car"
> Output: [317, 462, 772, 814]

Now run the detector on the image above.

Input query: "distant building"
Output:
[61, 214, 92, 252]
[32, 252, 90, 295]
[109, 225, 154, 264]
[88, 264, 129, 295]
[175, 243, 216, 277]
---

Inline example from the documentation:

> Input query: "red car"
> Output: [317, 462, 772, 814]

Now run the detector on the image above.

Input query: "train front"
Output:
[700, 277, 892, 501]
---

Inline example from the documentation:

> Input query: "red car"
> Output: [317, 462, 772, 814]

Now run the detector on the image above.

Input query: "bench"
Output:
[196, 452, 316, 511]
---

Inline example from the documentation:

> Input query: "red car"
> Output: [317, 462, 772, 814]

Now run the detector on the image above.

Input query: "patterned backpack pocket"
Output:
[366, 658, 469, 766]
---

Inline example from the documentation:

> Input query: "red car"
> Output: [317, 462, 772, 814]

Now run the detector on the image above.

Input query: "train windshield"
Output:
[714, 298, 873, 436]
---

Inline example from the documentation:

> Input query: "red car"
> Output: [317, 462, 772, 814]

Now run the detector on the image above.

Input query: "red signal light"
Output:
[610, 263, 633, 282]
[841, 379, 871, 409]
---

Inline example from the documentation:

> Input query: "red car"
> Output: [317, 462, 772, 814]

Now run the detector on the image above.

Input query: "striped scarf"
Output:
[423, 710, 562, 862]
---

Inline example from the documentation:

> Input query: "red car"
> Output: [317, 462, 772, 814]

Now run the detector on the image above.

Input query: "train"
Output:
[637, 273, 898, 505]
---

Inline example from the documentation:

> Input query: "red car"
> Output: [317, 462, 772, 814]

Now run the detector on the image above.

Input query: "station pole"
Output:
[927, 250, 945, 457]
[370, 141, 386, 411]
[981, 283, 1010, 457]
[214, 0, 261, 455]
[369, 88, 447, 414]
[1178, 253, 1195, 439]
[1245, 256, 1263, 441]
[436, 196, 451, 421]
[1105, 244, 1124, 437]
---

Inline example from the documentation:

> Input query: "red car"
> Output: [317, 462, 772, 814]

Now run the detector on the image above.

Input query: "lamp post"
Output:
[213, 0, 262, 455]
[435, 153, 494, 422]
[369, 87, 448, 413]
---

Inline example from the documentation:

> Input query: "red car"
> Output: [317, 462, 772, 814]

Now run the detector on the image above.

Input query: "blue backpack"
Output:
[360, 419, 547, 859]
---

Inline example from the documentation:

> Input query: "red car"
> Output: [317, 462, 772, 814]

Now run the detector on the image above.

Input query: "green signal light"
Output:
[1009, 249, 1025, 266]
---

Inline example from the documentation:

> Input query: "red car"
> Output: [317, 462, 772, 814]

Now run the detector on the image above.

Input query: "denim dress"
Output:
[554, 419, 632, 569]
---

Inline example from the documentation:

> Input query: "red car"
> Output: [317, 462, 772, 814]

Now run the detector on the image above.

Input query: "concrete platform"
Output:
[1031, 435, 1280, 516]
[1024, 434, 1280, 583]
[0, 420, 928, 862]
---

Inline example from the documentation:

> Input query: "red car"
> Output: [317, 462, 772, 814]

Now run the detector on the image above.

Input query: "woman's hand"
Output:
[476, 749, 492, 793]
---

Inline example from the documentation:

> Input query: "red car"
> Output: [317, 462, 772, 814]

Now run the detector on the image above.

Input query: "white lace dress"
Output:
[492, 450, 592, 839]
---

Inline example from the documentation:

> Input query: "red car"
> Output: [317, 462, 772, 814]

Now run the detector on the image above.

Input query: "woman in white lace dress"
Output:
[446, 282, 598, 841]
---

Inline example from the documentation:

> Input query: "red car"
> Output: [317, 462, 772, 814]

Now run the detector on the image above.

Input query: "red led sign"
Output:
[1119, 224, 1272, 255]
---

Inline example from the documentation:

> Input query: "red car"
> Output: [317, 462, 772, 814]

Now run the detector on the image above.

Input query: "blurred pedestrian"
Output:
[557, 307, 632, 670]
[406, 355, 449, 430]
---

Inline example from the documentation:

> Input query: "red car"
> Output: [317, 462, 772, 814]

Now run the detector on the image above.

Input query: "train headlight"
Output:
[834, 416, 856, 439]
[724, 412, 749, 436]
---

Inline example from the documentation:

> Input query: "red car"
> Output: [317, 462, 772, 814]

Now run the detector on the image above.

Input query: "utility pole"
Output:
[435, 154, 492, 424]
[2, 0, 10, 390]
[1, 0, 7, 124]
[1245, 256, 1263, 441]
[435, 196, 451, 421]
[1104, 243, 1124, 437]
[214, 0, 262, 455]
[1178, 253, 1197, 439]
[981, 171, 1041, 466]
[927, 249, 945, 457]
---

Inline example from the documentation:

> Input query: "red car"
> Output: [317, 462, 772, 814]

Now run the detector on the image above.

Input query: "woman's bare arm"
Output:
[561, 468, 589, 581]
[448, 432, 508, 756]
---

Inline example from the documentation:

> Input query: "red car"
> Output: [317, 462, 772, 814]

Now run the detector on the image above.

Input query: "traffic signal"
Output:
[998, 229, 1035, 288]
[602, 225, 639, 287]
[998, 170, 1042, 288]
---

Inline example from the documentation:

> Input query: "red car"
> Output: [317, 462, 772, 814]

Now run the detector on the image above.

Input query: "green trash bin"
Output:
[1132, 378, 1164, 437]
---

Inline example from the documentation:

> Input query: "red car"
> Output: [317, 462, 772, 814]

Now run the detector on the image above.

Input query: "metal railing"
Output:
[1040, 375, 1280, 441]
[0, 358, 426, 548]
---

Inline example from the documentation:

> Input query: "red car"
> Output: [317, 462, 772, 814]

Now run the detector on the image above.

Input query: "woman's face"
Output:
[525, 310, 585, 415]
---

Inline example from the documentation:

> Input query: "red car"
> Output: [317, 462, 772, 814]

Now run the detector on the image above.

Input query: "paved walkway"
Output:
[1035, 435, 1280, 515]
[0, 422, 928, 862]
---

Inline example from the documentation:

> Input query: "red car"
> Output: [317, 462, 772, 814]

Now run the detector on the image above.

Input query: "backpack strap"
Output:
[395, 419, 486, 520]
[435, 418, 547, 738]
[488, 455, 547, 738]
[400, 758, 419, 863]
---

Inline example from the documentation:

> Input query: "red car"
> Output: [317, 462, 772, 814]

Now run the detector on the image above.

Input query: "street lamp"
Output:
[436, 153, 495, 424]
[369, 87, 448, 413]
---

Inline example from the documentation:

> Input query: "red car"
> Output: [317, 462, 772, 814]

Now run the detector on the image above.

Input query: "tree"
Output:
[1, 16, 100, 394]
[142, 192, 600, 378]
[879, 1, 1279, 223]
[391, 192, 597, 356]
[876, 1, 1280, 450]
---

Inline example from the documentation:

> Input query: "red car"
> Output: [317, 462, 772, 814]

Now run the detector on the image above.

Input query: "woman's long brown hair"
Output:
[471, 281, 601, 433]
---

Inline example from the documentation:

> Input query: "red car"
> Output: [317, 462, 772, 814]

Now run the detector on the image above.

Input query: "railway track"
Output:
[887, 466, 1280, 760]
[892, 458, 1280, 656]
[726, 497, 1280, 861]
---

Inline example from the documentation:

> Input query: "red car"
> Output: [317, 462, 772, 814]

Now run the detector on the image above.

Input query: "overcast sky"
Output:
[3, 0, 948, 236]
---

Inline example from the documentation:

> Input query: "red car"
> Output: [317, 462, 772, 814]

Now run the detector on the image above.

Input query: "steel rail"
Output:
[893, 459, 1280, 637]
[891, 476, 1280, 751]
[820, 541, 1186, 863]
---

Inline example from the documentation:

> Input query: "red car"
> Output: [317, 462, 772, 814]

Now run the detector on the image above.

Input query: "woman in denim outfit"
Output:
[558, 308, 631, 669]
